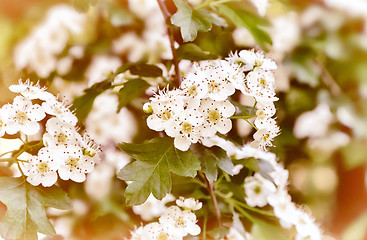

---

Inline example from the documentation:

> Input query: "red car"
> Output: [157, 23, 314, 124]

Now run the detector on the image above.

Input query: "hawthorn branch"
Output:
[204, 175, 223, 227]
[157, 0, 182, 85]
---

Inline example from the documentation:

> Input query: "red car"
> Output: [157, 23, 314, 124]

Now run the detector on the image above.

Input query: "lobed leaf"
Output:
[171, 0, 212, 42]
[196, 146, 234, 182]
[0, 177, 71, 240]
[117, 137, 201, 205]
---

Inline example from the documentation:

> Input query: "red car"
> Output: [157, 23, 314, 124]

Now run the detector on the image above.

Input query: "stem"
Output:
[0, 158, 15, 163]
[230, 198, 275, 217]
[204, 175, 223, 227]
[230, 115, 256, 119]
[157, 0, 182, 85]
[0, 150, 16, 158]
[315, 60, 342, 97]
[245, 119, 258, 130]
[250, 101, 257, 116]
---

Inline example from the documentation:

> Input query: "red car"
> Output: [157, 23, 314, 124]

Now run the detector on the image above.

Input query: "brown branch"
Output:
[204, 175, 223, 227]
[157, 0, 182, 85]
[315, 60, 342, 97]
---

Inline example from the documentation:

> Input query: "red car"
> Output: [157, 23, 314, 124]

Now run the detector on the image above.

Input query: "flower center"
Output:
[188, 85, 197, 96]
[162, 111, 171, 121]
[262, 134, 270, 142]
[56, 133, 68, 144]
[53, 105, 63, 115]
[157, 233, 169, 240]
[181, 122, 192, 134]
[83, 147, 96, 157]
[175, 216, 186, 228]
[38, 162, 49, 173]
[66, 157, 79, 168]
[259, 78, 267, 88]
[208, 81, 220, 93]
[254, 185, 262, 194]
[255, 59, 263, 67]
[208, 110, 220, 123]
[15, 111, 28, 124]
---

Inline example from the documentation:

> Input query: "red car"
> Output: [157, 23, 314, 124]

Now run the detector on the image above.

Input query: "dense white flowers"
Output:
[132, 194, 175, 221]
[13, 5, 86, 78]
[237, 145, 322, 240]
[0, 80, 100, 187]
[146, 50, 279, 151]
[128, 197, 201, 239]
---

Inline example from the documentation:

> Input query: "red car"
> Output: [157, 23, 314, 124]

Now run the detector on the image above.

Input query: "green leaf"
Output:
[0, 177, 71, 240]
[117, 79, 149, 112]
[71, 79, 112, 123]
[171, 0, 212, 42]
[129, 64, 163, 77]
[117, 137, 200, 205]
[115, 63, 163, 77]
[217, 2, 272, 50]
[72, 0, 99, 12]
[251, 220, 288, 240]
[197, 147, 234, 182]
[237, 157, 260, 172]
[176, 43, 217, 61]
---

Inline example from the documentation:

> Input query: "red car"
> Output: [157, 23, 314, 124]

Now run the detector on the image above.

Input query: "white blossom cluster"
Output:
[146, 50, 279, 151]
[13, 5, 86, 78]
[0, 80, 100, 187]
[129, 197, 202, 240]
[236, 145, 322, 240]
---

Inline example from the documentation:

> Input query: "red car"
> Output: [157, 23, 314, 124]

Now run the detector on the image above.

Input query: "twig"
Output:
[204, 175, 223, 227]
[316, 60, 342, 97]
[157, 0, 182, 85]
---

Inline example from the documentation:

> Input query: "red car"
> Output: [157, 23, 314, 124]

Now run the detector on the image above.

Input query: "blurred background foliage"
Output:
[0, 0, 367, 239]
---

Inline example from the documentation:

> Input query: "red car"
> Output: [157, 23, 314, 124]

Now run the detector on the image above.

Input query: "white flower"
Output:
[202, 63, 236, 101]
[294, 103, 333, 139]
[244, 173, 276, 207]
[57, 145, 95, 182]
[251, 123, 280, 151]
[201, 135, 238, 157]
[86, 92, 137, 145]
[176, 197, 202, 211]
[85, 164, 114, 200]
[267, 190, 299, 229]
[80, 133, 101, 164]
[2, 96, 45, 135]
[249, 0, 269, 16]
[165, 108, 204, 151]
[24, 148, 58, 187]
[9, 79, 53, 101]
[254, 103, 276, 128]
[143, 222, 183, 240]
[294, 211, 322, 240]
[132, 194, 175, 221]
[159, 206, 201, 237]
[220, 60, 247, 94]
[43, 118, 81, 147]
[129, 225, 145, 240]
[181, 70, 209, 101]
[227, 227, 246, 240]
[85, 55, 122, 87]
[147, 89, 185, 132]
[199, 98, 235, 137]
[42, 96, 78, 126]
[246, 67, 278, 103]
[239, 50, 277, 71]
